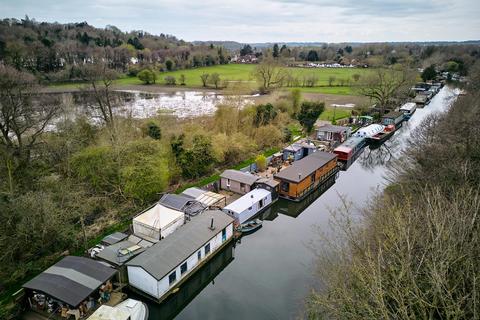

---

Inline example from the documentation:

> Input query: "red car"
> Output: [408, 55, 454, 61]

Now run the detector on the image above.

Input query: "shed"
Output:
[220, 169, 259, 194]
[316, 124, 351, 145]
[132, 203, 185, 242]
[23, 256, 117, 308]
[282, 143, 303, 161]
[223, 188, 272, 224]
[127, 210, 234, 301]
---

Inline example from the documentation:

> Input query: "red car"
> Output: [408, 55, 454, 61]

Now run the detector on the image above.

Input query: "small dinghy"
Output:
[236, 219, 262, 234]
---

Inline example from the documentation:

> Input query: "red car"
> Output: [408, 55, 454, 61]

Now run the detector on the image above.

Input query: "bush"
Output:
[164, 76, 176, 85]
[143, 121, 161, 140]
[137, 68, 156, 84]
[255, 154, 267, 172]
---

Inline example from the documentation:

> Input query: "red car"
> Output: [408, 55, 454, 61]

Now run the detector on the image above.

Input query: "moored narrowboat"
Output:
[333, 136, 366, 170]
[366, 124, 396, 144]
[382, 111, 405, 128]
[353, 124, 384, 138]
[399, 102, 417, 120]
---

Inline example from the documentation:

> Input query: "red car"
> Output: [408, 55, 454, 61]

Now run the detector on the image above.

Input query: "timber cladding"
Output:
[275, 155, 337, 199]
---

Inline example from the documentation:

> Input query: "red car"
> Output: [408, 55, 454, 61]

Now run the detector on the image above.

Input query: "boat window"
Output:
[248, 206, 253, 210]
[205, 243, 211, 255]
[180, 262, 188, 275]
[197, 250, 201, 260]
[281, 181, 289, 192]
[222, 228, 227, 242]
[310, 173, 315, 183]
[259, 199, 264, 208]
[169, 271, 176, 285]
[226, 178, 230, 187]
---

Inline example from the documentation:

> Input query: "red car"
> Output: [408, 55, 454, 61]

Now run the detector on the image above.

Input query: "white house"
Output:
[132, 202, 185, 242]
[126, 210, 234, 302]
[223, 188, 272, 224]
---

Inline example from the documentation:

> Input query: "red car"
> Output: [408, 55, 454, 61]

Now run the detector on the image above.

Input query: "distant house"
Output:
[316, 124, 351, 146]
[126, 210, 234, 302]
[220, 169, 259, 194]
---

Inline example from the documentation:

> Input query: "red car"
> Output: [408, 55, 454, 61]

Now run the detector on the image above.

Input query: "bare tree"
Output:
[253, 58, 287, 92]
[359, 68, 413, 115]
[80, 62, 119, 128]
[0, 65, 60, 165]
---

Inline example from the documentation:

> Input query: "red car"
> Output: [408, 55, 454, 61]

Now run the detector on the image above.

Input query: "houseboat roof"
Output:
[23, 256, 116, 308]
[354, 124, 384, 137]
[220, 169, 259, 185]
[334, 136, 365, 152]
[96, 239, 147, 267]
[224, 188, 271, 214]
[101, 232, 128, 246]
[133, 203, 184, 231]
[274, 151, 337, 183]
[126, 210, 234, 280]
[181, 187, 226, 207]
[383, 111, 404, 119]
[399, 102, 416, 112]
[316, 124, 349, 133]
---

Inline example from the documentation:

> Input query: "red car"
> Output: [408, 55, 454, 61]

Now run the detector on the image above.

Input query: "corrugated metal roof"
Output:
[126, 210, 233, 280]
[220, 169, 259, 185]
[23, 256, 116, 307]
[274, 151, 337, 183]
[223, 188, 271, 214]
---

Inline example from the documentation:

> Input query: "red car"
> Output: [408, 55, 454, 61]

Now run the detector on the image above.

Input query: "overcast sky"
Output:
[2, 0, 479, 43]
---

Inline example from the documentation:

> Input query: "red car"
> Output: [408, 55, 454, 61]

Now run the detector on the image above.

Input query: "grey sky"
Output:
[1, 0, 479, 42]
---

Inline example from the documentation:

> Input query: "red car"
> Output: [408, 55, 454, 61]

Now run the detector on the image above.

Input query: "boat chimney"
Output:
[298, 173, 302, 180]
[209, 218, 215, 230]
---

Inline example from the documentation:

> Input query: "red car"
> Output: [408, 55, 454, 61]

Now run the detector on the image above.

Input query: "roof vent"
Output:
[209, 218, 215, 230]
[298, 173, 302, 180]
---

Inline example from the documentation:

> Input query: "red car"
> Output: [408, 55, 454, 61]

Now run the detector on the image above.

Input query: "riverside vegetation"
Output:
[307, 63, 480, 319]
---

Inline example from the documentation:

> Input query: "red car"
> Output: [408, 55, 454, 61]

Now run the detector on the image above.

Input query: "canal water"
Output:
[133, 87, 458, 319]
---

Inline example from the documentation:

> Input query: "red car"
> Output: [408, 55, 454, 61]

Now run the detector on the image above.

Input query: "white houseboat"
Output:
[126, 210, 234, 303]
[353, 124, 384, 138]
[399, 102, 417, 120]
[223, 188, 273, 224]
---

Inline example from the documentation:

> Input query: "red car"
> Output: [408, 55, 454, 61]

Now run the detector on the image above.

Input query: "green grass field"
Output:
[53, 64, 372, 95]
[320, 107, 352, 121]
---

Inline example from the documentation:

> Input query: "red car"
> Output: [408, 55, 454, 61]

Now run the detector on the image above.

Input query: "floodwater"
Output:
[133, 87, 458, 319]
[53, 90, 254, 122]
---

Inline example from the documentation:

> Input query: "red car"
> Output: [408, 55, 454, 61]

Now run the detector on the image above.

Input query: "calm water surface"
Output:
[133, 87, 458, 320]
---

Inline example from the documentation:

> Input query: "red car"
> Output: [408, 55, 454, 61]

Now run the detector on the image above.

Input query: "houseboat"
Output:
[381, 111, 405, 128]
[399, 102, 417, 120]
[223, 188, 273, 224]
[220, 169, 259, 194]
[333, 136, 366, 170]
[126, 210, 234, 303]
[366, 124, 396, 145]
[353, 124, 384, 138]
[274, 151, 338, 201]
